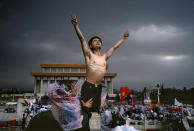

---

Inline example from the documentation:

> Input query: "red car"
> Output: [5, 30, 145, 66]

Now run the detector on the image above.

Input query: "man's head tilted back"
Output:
[88, 36, 102, 50]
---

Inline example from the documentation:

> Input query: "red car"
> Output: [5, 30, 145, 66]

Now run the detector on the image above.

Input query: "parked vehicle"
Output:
[3, 108, 16, 113]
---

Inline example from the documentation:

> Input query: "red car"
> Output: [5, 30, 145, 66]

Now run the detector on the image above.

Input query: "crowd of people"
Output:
[23, 94, 194, 131]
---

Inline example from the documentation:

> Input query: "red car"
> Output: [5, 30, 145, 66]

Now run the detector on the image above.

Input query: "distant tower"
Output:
[143, 87, 151, 105]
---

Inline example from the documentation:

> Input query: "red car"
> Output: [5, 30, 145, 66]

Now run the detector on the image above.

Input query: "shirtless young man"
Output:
[71, 14, 129, 112]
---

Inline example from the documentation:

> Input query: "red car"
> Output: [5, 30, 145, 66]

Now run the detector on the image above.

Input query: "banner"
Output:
[149, 99, 153, 111]
[174, 98, 183, 107]
[132, 99, 135, 107]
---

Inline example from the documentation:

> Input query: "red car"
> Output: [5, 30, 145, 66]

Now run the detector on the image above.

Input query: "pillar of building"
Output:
[110, 81, 113, 94]
[107, 80, 113, 94]
[40, 79, 43, 94]
[34, 79, 37, 94]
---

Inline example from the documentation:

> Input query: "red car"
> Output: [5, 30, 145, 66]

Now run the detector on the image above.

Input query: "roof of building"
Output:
[40, 64, 86, 68]
[30, 72, 117, 77]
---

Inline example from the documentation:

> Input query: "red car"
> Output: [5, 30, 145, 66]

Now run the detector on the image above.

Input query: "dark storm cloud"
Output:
[1, 0, 194, 91]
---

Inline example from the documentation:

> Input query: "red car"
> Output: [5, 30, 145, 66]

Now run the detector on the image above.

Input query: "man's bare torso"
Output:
[71, 14, 129, 85]
[85, 51, 107, 85]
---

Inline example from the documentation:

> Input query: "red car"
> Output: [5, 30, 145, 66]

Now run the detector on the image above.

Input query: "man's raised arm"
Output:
[71, 14, 90, 56]
[105, 30, 129, 60]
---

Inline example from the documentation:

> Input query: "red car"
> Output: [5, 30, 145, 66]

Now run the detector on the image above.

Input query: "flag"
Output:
[132, 99, 135, 107]
[24, 99, 29, 106]
[149, 99, 153, 111]
[174, 98, 183, 107]
[156, 102, 163, 107]
[120, 87, 133, 101]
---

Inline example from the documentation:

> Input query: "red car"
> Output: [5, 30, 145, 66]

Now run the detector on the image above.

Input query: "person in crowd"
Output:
[25, 80, 92, 131]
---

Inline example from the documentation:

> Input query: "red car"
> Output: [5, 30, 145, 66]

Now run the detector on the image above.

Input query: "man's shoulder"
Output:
[25, 110, 63, 131]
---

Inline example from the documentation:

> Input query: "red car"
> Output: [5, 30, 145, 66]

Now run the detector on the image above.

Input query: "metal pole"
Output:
[158, 87, 160, 103]
[156, 84, 160, 104]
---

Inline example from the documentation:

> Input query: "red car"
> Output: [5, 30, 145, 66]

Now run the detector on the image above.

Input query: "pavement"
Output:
[0, 126, 22, 131]
[0, 112, 18, 122]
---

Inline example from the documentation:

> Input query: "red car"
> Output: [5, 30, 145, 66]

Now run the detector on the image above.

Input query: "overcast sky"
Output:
[1, 0, 194, 91]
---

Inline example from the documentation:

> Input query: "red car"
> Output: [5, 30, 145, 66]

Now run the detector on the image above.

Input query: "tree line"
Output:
[150, 87, 194, 105]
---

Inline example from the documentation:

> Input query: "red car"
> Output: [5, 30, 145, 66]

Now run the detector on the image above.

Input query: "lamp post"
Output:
[156, 84, 160, 104]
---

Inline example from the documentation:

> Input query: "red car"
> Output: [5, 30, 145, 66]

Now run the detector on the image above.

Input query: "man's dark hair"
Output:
[88, 36, 102, 49]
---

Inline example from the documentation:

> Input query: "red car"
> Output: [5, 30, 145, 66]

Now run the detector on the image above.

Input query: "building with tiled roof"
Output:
[30, 64, 117, 96]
